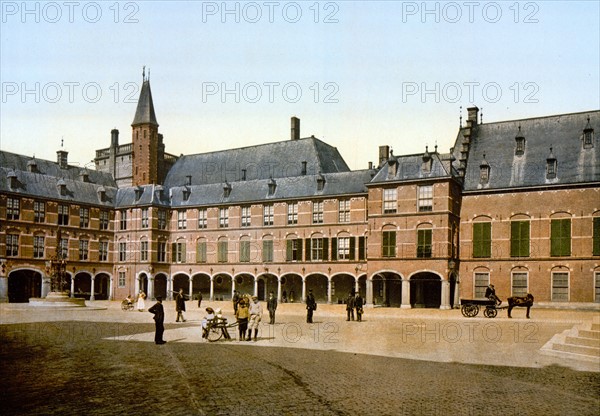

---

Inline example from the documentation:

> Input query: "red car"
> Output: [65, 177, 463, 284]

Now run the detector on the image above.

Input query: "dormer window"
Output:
[182, 186, 191, 201]
[27, 158, 38, 173]
[7, 170, 18, 189]
[546, 147, 557, 179]
[97, 186, 106, 202]
[583, 116, 594, 149]
[135, 187, 143, 201]
[316, 173, 325, 191]
[268, 177, 276, 196]
[57, 178, 67, 196]
[479, 153, 490, 184]
[422, 146, 432, 173]
[515, 125, 526, 156]
[223, 182, 231, 198]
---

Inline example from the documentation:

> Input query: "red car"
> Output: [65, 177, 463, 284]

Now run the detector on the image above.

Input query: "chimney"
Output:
[186, 175, 192, 186]
[368, 161, 373, 170]
[291, 116, 300, 141]
[57, 150, 68, 169]
[111, 129, 119, 147]
[467, 106, 479, 126]
[378, 145, 390, 167]
[241, 169, 247, 181]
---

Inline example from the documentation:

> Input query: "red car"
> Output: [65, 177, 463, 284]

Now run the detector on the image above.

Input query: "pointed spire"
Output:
[132, 69, 158, 127]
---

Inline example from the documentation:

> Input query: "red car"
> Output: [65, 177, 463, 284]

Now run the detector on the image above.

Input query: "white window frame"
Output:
[551, 272, 569, 302]
[511, 272, 528, 297]
[474, 272, 489, 298]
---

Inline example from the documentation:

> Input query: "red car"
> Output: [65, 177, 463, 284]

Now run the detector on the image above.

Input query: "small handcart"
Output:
[460, 298, 503, 318]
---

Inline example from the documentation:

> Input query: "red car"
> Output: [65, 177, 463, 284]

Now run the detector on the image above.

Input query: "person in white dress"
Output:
[137, 290, 147, 311]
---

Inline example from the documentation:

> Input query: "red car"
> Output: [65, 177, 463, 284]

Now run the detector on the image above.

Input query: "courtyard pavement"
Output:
[1, 301, 599, 415]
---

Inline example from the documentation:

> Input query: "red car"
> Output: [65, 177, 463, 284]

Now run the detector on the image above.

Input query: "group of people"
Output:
[345, 291, 365, 322]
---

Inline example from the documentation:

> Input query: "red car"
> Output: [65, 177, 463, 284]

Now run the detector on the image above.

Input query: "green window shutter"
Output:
[331, 238, 337, 261]
[382, 232, 389, 257]
[593, 217, 600, 256]
[511, 221, 530, 257]
[550, 220, 560, 256]
[473, 222, 491, 258]
[358, 236, 365, 260]
[181, 243, 186, 263]
[196, 242, 201, 263]
[349, 237, 356, 261]
[551, 219, 571, 256]
[305, 239, 311, 261]
[198, 242, 206, 263]
[240, 241, 249, 262]
[297, 238, 303, 261]
[286, 240, 292, 262]
[172, 242, 177, 263]
[561, 219, 571, 256]
[323, 238, 329, 261]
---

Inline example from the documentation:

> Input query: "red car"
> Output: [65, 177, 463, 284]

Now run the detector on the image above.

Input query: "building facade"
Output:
[1, 77, 599, 307]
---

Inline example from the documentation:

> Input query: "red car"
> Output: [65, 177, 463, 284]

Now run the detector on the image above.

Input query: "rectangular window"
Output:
[262, 240, 274, 262]
[120, 210, 127, 230]
[312, 201, 323, 224]
[337, 237, 350, 260]
[286, 239, 302, 261]
[418, 185, 433, 212]
[198, 208, 207, 229]
[241, 206, 251, 227]
[59, 238, 68, 259]
[510, 221, 530, 257]
[512, 272, 528, 297]
[311, 238, 324, 261]
[158, 210, 167, 230]
[417, 229, 432, 258]
[474, 272, 489, 298]
[383, 188, 397, 214]
[219, 208, 229, 228]
[358, 236, 367, 261]
[79, 240, 89, 260]
[58, 204, 69, 226]
[338, 200, 350, 223]
[99, 241, 109, 262]
[287, 202, 298, 225]
[218, 240, 228, 263]
[79, 207, 89, 228]
[33, 236, 44, 258]
[6, 197, 20, 220]
[158, 242, 167, 262]
[6, 234, 18, 257]
[196, 241, 207, 263]
[99, 210, 109, 230]
[551, 219, 571, 257]
[593, 217, 600, 256]
[263, 205, 274, 226]
[551, 272, 569, 302]
[473, 222, 492, 258]
[141, 241, 148, 262]
[177, 210, 187, 230]
[34, 201, 45, 223]
[141, 208, 149, 228]
[173, 242, 186, 263]
[595, 272, 600, 303]
[240, 240, 250, 263]
[382, 231, 396, 258]
[118, 271, 126, 287]
[119, 242, 127, 262]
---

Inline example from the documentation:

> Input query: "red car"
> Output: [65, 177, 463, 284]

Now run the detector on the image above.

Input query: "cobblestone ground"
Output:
[1, 316, 599, 416]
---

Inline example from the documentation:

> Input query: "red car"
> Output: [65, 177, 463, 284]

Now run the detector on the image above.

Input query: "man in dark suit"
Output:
[355, 292, 364, 322]
[306, 289, 316, 323]
[175, 288, 187, 322]
[149, 296, 166, 344]
[345, 292, 355, 321]
[267, 291, 278, 324]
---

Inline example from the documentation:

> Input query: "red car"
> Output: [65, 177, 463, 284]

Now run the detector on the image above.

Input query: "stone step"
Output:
[579, 329, 600, 340]
[565, 336, 600, 349]
[552, 342, 600, 357]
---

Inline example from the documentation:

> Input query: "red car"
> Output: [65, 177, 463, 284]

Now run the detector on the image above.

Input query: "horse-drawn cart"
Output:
[460, 298, 502, 318]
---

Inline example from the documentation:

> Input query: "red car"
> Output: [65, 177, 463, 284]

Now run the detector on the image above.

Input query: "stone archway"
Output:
[280, 273, 302, 303]
[331, 274, 355, 304]
[305, 273, 328, 303]
[154, 274, 168, 300]
[8, 270, 42, 303]
[73, 272, 92, 299]
[258, 274, 278, 301]
[95, 273, 110, 300]
[213, 274, 232, 301]
[372, 272, 402, 307]
[410, 272, 442, 308]
[192, 273, 211, 303]
[233, 273, 254, 296]
[173, 273, 189, 292]
[138, 273, 149, 294]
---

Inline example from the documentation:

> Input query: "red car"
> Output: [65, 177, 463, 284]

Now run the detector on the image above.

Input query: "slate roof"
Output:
[164, 170, 374, 208]
[1, 151, 117, 187]
[115, 184, 170, 207]
[453, 110, 600, 191]
[132, 80, 158, 126]
[369, 150, 457, 184]
[163, 136, 351, 187]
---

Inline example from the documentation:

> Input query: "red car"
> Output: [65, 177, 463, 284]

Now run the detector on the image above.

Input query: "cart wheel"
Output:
[121, 300, 129, 311]
[461, 304, 470, 317]
[206, 326, 223, 342]
[462, 304, 479, 317]
[484, 307, 498, 318]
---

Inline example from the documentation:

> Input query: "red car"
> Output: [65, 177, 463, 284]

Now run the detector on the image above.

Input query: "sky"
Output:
[1, 1, 599, 171]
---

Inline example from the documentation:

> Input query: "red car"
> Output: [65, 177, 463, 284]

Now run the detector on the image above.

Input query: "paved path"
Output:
[1, 302, 599, 415]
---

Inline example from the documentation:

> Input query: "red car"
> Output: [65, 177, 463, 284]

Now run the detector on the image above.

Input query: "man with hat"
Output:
[306, 289, 317, 323]
[485, 284, 502, 306]
[148, 296, 166, 344]
[247, 296, 263, 341]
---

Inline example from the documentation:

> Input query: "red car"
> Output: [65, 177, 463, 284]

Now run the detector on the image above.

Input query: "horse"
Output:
[507, 293, 534, 318]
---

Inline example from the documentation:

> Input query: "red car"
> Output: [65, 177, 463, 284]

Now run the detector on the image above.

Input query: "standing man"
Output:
[175, 288, 187, 322]
[267, 291, 278, 324]
[149, 296, 166, 344]
[355, 292, 364, 322]
[232, 290, 240, 314]
[197, 290, 203, 308]
[306, 289, 316, 323]
[345, 292, 355, 321]
[248, 296, 263, 341]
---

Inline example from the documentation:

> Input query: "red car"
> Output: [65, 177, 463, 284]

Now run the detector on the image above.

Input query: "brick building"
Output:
[1, 76, 599, 307]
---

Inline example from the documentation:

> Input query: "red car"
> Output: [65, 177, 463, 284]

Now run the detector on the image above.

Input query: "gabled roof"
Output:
[163, 136, 350, 187]
[0, 150, 117, 187]
[369, 151, 456, 184]
[454, 110, 600, 191]
[132, 80, 158, 127]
